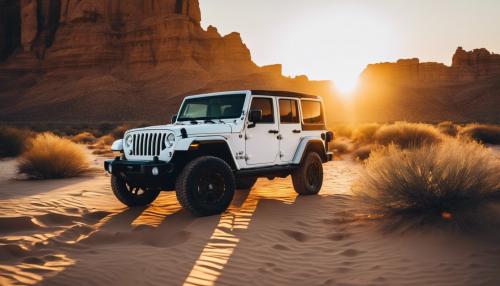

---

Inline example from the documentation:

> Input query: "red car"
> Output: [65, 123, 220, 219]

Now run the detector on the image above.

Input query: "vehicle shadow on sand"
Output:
[36, 190, 255, 285]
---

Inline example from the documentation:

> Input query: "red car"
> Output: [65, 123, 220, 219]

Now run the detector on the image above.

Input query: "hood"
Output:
[128, 123, 233, 137]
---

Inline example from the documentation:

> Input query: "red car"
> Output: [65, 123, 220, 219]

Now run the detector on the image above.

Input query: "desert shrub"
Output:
[459, 124, 500, 145]
[92, 149, 114, 157]
[333, 124, 355, 139]
[96, 135, 115, 146]
[71, 132, 96, 144]
[110, 122, 149, 139]
[352, 145, 373, 161]
[374, 122, 443, 149]
[330, 138, 352, 154]
[89, 135, 116, 157]
[351, 123, 381, 144]
[110, 124, 130, 139]
[0, 127, 33, 158]
[18, 133, 90, 179]
[353, 140, 500, 214]
[437, 121, 459, 137]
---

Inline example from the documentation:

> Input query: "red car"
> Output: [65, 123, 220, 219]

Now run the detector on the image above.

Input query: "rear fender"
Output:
[292, 137, 327, 164]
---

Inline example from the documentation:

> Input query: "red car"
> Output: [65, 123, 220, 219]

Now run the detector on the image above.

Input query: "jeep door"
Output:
[277, 98, 302, 163]
[245, 96, 280, 166]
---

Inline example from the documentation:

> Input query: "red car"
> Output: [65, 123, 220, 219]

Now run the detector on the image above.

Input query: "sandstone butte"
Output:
[360, 47, 500, 84]
[0, 1, 499, 123]
[0, 0, 340, 123]
[355, 47, 500, 123]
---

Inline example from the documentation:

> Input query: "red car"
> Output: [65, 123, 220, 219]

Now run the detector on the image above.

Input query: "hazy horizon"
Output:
[200, 0, 500, 91]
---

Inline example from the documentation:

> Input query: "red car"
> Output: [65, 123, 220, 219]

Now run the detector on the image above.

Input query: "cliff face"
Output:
[0, 0, 342, 124]
[0, 0, 21, 61]
[360, 47, 500, 84]
[355, 47, 500, 123]
[11, 0, 243, 69]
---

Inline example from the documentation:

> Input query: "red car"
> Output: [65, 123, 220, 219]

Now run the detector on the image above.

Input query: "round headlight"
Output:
[125, 135, 133, 147]
[166, 133, 175, 146]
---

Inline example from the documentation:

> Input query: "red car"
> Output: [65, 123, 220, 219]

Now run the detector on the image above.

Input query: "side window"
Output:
[250, 97, 274, 123]
[279, 99, 300, 123]
[301, 100, 324, 124]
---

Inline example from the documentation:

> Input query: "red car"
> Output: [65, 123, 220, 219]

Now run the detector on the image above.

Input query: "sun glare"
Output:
[334, 76, 359, 95]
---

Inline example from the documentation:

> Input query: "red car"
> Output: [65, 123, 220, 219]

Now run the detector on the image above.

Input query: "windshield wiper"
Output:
[204, 119, 216, 124]
[190, 120, 199, 125]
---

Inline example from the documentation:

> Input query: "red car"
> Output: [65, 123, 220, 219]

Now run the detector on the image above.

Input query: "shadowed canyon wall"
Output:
[0, 0, 21, 61]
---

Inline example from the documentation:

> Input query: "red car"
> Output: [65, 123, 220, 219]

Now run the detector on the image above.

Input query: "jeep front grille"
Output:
[130, 132, 168, 157]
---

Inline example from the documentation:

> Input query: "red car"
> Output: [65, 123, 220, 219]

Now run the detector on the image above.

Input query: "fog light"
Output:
[108, 164, 113, 173]
[152, 167, 159, 176]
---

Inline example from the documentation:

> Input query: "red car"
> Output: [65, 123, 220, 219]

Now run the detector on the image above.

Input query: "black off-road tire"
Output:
[111, 175, 160, 207]
[235, 176, 258, 190]
[175, 156, 235, 217]
[292, 152, 324, 195]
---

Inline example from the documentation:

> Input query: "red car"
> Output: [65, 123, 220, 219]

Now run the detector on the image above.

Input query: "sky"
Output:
[199, 0, 500, 92]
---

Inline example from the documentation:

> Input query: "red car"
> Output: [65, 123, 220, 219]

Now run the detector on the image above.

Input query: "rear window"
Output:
[301, 100, 324, 124]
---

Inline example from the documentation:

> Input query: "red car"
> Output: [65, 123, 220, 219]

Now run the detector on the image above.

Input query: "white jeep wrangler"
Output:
[105, 90, 334, 216]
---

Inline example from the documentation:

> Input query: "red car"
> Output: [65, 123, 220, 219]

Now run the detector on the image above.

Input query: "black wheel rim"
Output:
[306, 161, 321, 189]
[196, 169, 226, 205]
[125, 182, 145, 197]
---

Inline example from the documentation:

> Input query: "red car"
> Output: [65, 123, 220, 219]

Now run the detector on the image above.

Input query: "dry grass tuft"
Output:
[459, 124, 500, 145]
[437, 121, 460, 137]
[0, 127, 34, 158]
[18, 133, 90, 179]
[96, 135, 115, 146]
[351, 123, 381, 144]
[71, 132, 97, 144]
[110, 124, 130, 139]
[352, 145, 373, 161]
[89, 135, 116, 157]
[374, 122, 443, 149]
[330, 137, 352, 155]
[353, 140, 500, 215]
[333, 124, 355, 139]
[92, 149, 114, 156]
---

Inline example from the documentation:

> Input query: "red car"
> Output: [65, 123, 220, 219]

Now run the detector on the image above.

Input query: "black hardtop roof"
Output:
[251, 90, 320, 99]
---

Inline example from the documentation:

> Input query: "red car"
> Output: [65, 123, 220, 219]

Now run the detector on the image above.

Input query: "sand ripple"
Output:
[1, 159, 500, 286]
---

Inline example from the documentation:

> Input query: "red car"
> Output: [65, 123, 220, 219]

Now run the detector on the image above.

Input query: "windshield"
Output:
[177, 94, 246, 121]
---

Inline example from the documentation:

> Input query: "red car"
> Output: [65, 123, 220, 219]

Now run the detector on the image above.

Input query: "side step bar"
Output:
[235, 165, 299, 178]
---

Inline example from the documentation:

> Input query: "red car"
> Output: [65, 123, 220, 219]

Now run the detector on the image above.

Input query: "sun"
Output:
[334, 75, 360, 96]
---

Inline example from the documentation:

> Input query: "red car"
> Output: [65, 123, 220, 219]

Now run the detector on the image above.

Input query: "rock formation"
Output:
[355, 47, 500, 122]
[360, 47, 500, 84]
[0, 0, 342, 124]
[0, 0, 21, 61]
[3, 1, 496, 124]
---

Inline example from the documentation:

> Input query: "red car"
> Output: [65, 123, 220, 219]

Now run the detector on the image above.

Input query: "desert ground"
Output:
[1, 148, 500, 286]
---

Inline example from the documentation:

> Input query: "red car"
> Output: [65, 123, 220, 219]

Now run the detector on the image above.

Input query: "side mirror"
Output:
[171, 114, 177, 124]
[248, 110, 262, 128]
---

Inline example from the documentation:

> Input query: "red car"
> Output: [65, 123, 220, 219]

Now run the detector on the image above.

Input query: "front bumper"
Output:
[104, 159, 176, 189]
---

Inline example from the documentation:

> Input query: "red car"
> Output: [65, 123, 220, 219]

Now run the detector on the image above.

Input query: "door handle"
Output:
[268, 130, 279, 134]
[293, 129, 301, 134]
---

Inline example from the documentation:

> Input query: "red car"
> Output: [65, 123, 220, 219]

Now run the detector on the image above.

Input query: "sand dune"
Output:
[1, 153, 500, 286]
